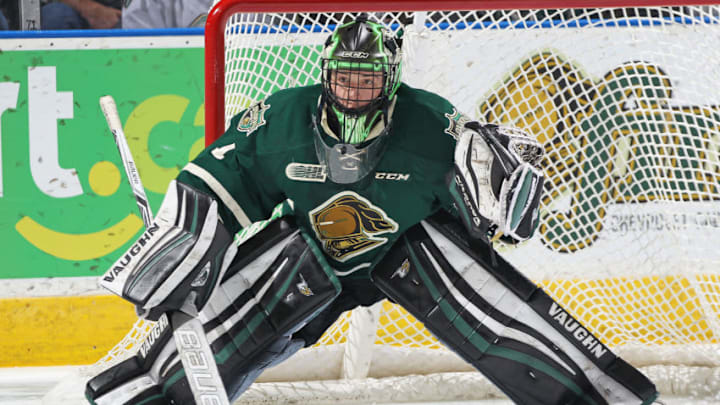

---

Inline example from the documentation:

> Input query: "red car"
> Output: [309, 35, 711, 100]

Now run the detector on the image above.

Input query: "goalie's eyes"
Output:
[335, 72, 381, 88]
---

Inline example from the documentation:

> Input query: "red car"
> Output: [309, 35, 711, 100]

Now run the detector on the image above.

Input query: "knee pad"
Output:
[226, 336, 305, 401]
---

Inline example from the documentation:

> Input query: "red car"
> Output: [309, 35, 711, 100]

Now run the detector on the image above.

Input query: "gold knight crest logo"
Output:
[309, 192, 398, 262]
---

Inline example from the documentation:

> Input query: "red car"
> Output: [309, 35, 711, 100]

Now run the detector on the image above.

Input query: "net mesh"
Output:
[217, 5, 720, 367]
[74, 4, 720, 404]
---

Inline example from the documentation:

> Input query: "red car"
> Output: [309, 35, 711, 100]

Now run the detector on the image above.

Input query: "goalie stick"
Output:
[99, 95, 231, 405]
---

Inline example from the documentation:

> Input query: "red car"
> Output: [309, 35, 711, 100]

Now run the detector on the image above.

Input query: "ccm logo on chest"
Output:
[375, 172, 410, 181]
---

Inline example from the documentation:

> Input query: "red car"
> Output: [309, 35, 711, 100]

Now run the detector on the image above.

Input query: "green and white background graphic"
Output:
[0, 38, 206, 280]
[0, 36, 207, 366]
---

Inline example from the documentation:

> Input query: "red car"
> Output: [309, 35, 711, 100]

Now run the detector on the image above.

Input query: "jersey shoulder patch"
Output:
[236, 100, 270, 136]
[443, 108, 472, 140]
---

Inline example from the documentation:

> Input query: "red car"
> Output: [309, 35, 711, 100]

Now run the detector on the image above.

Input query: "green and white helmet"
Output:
[314, 16, 403, 184]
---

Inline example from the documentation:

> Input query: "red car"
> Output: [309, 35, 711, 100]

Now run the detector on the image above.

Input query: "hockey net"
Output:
[48, 1, 720, 404]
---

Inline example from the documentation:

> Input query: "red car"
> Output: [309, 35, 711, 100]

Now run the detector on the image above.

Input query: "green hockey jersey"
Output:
[178, 83, 467, 277]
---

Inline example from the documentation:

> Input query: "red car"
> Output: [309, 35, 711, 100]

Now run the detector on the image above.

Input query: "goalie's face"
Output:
[315, 18, 402, 184]
[328, 68, 385, 111]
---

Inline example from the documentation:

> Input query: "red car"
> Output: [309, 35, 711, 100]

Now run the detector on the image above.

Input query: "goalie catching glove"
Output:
[451, 121, 544, 242]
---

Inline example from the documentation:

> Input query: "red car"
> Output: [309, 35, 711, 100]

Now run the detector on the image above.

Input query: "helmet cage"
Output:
[321, 59, 400, 117]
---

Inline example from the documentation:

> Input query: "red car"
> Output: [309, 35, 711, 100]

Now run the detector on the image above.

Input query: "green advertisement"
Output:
[0, 46, 206, 279]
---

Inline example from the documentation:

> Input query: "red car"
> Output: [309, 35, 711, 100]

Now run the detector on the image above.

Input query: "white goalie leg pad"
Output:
[372, 211, 658, 405]
[99, 180, 237, 320]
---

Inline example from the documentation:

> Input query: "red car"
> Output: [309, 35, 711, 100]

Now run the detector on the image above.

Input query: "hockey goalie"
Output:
[86, 16, 659, 405]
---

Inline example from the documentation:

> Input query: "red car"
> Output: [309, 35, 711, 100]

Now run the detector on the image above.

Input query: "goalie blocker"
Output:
[87, 214, 341, 404]
[99, 180, 239, 321]
[371, 210, 658, 405]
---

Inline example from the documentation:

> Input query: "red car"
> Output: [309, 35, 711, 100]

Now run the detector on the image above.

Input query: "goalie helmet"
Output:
[314, 15, 403, 184]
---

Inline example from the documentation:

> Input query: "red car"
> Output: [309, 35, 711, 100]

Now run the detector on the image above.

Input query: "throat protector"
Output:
[312, 113, 391, 184]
